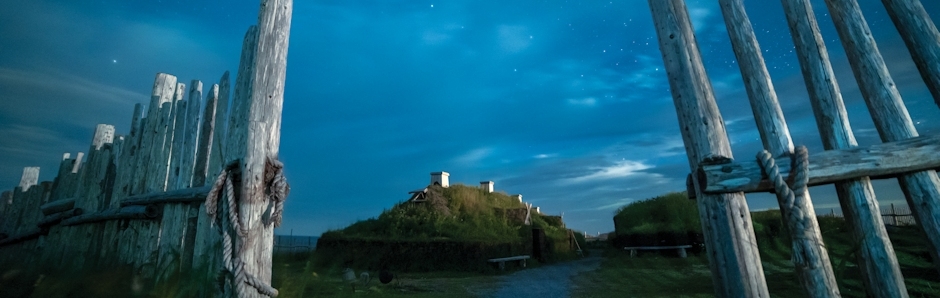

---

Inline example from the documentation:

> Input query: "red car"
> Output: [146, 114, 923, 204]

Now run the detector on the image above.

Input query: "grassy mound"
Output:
[316, 184, 581, 272]
[611, 192, 702, 250]
[613, 192, 700, 235]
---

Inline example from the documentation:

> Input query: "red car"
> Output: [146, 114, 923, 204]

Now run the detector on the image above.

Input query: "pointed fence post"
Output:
[219, 1, 292, 296]
[648, 1, 768, 297]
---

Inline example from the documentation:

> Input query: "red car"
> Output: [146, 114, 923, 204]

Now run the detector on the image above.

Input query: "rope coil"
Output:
[205, 158, 290, 297]
[757, 146, 812, 264]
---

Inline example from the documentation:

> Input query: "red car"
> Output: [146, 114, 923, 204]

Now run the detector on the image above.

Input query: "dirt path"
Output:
[483, 250, 603, 298]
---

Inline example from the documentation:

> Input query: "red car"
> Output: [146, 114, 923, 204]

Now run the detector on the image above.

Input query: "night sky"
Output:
[1, 0, 938, 236]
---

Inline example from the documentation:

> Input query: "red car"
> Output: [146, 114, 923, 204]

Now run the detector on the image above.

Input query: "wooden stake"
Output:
[826, 0, 940, 276]
[649, 1, 768, 296]
[781, 0, 908, 296]
[718, 0, 838, 295]
[880, 0, 940, 108]
[224, 1, 292, 296]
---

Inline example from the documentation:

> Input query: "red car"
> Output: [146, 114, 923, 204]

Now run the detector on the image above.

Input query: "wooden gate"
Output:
[649, 0, 940, 297]
[0, 1, 292, 297]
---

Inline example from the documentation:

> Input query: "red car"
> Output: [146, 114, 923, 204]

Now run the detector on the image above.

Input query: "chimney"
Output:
[512, 194, 522, 203]
[431, 171, 450, 188]
[480, 181, 494, 193]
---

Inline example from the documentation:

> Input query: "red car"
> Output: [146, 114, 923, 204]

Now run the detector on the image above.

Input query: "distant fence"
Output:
[819, 203, 916, 226]
[273, 235, 318, 254]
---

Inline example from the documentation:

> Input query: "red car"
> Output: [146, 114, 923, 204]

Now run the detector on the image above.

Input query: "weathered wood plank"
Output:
[221, 2, 292, 295]
[648, 0, 768, 297]
[209, 72, 233, 176]
[61, 205, 161, 226]
[881, 0, 940, 108]
[193, 84, 219, 188]
[700, 134, 940, 193]
[180, 80, 203, 189]
[120, 186, 212, 207]
[718, 0, 838, 295]
[37, 208, 83, 228]
[167, 100, 189, 191]
[825, 0, 940, 276]
[780, 0, 908, 295]
[40, 198, 75, 216]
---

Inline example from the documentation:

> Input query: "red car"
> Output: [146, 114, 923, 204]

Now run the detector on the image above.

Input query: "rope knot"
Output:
[204, 159, 282, 297]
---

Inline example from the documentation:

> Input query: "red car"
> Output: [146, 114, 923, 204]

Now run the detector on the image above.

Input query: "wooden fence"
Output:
[821, 204, 917, 226]
[0, 1, 293, 297]
[650, 0, 940, 297]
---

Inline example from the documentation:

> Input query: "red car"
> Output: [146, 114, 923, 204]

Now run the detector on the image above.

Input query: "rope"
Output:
[205, 158, 289, 297]
[756, 146, 811, 264]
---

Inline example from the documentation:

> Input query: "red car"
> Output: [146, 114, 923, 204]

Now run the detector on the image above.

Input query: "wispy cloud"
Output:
[565, 159, 655, 184]
[567, 97, 597, 106]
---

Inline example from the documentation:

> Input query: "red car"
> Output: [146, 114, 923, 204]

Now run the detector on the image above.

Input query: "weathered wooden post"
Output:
[880, 0, 940, 108]
[779, 0, 909, 296]
[825, 0, 940, 275]
[180, 80, 204, 189]
[717, 0, 838, 295]
[212, 0, 292, 296]
[648, 0, 769, 297]
[209, 72, 232, 176]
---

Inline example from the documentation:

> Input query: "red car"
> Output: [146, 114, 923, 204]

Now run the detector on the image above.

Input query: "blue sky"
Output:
[1, 0, 938, 236]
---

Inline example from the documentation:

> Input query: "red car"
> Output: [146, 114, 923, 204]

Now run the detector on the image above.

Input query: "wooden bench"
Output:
[623, 245, 692, 258]
[487, 255, 530, 270]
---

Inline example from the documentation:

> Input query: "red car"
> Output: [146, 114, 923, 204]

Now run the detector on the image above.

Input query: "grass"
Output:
[271, 252, 501, 297]
[573, 210, 940, 297]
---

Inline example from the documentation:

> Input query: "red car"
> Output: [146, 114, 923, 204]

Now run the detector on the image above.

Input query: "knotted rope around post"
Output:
[756, 146, 812, 264]
[205, 158, 290, 297]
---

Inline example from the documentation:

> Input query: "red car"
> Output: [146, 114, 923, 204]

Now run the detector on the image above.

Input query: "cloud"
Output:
[567, 97, 597, 106]
[497, 25, 532, 53]
[565, 160, 655, 184]
[452, 147, 494, 166]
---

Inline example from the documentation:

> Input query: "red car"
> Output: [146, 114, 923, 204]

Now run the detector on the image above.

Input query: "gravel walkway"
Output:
[487, 250, 603, 298]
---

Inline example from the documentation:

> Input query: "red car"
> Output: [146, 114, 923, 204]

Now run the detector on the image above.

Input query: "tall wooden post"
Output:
[223, 0, 291, 296]
[880, 0, 940, 108]
[781, 0, 908, 296]
[648, 1, 769, 297]
[825, 0, 940, 276]
[209, 72, 232, 176]
[718, 0, 838, 296]
[180, 80, 204, 189]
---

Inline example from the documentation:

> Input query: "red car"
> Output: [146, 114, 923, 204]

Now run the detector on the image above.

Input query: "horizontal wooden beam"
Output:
[0, 227, 43, 246]
[38, 208, 83, 228]
[61, 205, 161, 226]
[40, 198, 75, 216]
[698, 135, 940, 194]
[120, 185, 211, 207]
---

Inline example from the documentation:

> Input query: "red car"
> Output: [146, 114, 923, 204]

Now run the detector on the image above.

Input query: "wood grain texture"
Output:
[781, 0, 909, 294]
[193, 84, 218, 188]
[718, 0, 838, 295]
[224, 1, 292, 296]
[209, 72, 233, 176]
[826, 0, 940, 276]
[880, 0, 940, 108]
[649, 1, 769, 297]
[701, 134, 940, 193]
